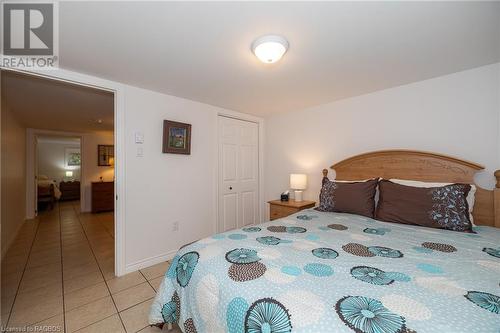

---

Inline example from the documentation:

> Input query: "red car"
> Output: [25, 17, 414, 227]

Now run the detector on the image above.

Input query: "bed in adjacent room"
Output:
[149, 150, 500, 333]
[37, 175, 62, 210]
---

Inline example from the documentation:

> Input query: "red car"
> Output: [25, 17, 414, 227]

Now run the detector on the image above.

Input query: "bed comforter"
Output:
[149, 209, 500, 333]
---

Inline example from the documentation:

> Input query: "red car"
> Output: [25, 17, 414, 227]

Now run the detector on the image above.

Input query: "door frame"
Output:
[215, 112, 264, 234]
[4, 67, 127, 276]
[27, 129, 84, 217]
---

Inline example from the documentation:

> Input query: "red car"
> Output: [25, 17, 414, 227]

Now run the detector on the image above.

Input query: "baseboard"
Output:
[124, 249, 177, 274]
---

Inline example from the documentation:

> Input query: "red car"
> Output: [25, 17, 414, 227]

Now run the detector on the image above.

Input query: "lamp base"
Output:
[294, 190, 303, 202]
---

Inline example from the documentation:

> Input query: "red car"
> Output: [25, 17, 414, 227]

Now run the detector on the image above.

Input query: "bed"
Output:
[37, 176, 62, 209]
[149, 150, 500, 333]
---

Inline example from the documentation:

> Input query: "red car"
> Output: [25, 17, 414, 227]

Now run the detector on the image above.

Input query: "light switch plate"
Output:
[135, 131, 144, 144]
[136, 147, 144, 157]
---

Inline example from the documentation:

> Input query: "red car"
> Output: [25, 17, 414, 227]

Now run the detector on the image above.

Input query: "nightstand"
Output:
[268, 199, 316, 221]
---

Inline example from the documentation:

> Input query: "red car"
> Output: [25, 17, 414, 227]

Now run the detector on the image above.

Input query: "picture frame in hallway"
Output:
[98, 144, 115, 166]
[162, 120, 191, 155]
[65, 147, 81, 166]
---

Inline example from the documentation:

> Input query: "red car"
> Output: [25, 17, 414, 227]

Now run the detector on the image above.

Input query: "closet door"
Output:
[218, 116, 259, 232]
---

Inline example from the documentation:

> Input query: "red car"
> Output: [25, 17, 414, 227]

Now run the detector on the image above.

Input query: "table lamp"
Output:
[290, 174, 307, 202]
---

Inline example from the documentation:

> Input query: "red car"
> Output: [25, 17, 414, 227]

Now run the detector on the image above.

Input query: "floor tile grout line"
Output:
[139, 270, 157, 294]
[57, 204, 68, 333]
[115, 296, 155, 333]
[72, 204, 128, 333]
[5, 216, 42, 327]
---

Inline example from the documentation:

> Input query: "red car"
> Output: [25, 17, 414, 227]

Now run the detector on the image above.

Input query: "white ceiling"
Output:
[2, 71, 114, 133]
[58, 1, 500, 116]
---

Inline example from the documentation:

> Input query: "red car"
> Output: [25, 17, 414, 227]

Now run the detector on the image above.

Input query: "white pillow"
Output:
[389, 178, 476, 226]
[38, 175, 49, 180]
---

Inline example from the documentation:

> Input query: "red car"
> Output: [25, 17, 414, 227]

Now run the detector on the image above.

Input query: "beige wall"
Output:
[1, 100, 27, 257]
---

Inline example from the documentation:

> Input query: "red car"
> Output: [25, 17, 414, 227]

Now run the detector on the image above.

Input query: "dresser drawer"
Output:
[270, 205, 298, 220]
[91, 181, 114, 213]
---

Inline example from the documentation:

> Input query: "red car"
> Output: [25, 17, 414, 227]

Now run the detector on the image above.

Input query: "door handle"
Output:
[229, 186, 233, 190]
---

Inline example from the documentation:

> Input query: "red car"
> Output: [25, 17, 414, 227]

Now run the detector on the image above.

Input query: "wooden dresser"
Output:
[60, 181, 80, 201]
[91, 181, 114, 213]
[268, 199, 316, 221]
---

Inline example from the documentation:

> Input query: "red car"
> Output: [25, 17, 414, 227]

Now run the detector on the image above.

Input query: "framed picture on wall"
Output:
[65, 148, 81, 167]
[162, 120, 191, 155]
[98, 145, 114, 166]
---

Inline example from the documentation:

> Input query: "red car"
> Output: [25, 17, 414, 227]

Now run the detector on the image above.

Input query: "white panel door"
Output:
[218, 116, 259, 232]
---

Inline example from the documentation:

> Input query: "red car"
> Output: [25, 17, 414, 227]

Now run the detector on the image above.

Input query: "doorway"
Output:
[218, 115, 260, 232]
[35, 135, 82, 213]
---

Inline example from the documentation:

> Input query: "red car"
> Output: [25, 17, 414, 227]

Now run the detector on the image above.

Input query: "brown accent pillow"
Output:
[316, 179, 378, 218]
[376, 180, 472, 232]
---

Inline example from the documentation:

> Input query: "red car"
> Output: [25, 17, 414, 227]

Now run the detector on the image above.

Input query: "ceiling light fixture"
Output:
[251, 35, 289, 64]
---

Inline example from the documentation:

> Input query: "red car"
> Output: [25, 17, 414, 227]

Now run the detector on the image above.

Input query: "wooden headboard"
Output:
[322, 150, 500, 228]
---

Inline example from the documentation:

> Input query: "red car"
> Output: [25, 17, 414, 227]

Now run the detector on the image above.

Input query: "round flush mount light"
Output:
[251, 35, 289, 64]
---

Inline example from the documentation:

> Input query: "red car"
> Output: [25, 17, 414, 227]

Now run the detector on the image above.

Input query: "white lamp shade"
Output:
[65, 171, 73, 177]
[290, 174, 307, 190]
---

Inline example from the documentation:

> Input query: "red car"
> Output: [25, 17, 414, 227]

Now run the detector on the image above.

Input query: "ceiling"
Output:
[57, 1, 500, 116]
[2, 70, 114, 132]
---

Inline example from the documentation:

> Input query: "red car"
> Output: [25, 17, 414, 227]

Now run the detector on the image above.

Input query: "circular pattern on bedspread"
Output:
[227, 297, 249, 332]
[225, 248, 260, 264]
[304, 263, 333, 277]
[286, 226, 307, 234]
[350, 266, 394, 285]
[228, 262, 267, 282]
[176, 252, 199, 287]
[335, 296, 406, 333]
[161, 301, 178, 323]
[342, 243, 375, 257]
[268, 226, 287, 233]
[312, 248, 338, 259]
[297, 214, 316, 221]
[328, 224, 348, 230]
[161, 291, 180, 324]
[257, 236, 281, 245]
[384, 272, 411, 283]
[245, 298, 292, 333]
[166, 255, 180, 279]
[464, 291, 500, 314]
[416, 263, 443, 274]
[243, 226, 261, 232]
[228, 233, 248, 240]
[368, 246, 403, 258]
[183, 318, 197, 333]
[363, 228, 386, 235]
[482, 247, 500, 258]
[421, 242, 457, 253]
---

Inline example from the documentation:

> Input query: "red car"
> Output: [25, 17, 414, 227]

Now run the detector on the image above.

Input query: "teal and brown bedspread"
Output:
[149, 210, 500, 332]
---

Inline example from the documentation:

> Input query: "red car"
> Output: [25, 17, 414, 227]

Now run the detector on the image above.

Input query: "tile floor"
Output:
[1, 201, 181, 333]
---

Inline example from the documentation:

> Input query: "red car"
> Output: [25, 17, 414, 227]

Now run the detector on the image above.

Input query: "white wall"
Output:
[37, 140, 81, 182]
[265, 63, 500, 214]
[123, 86, 217, 267]
[81, 132, 114, 212]
[1, 103, 26, 257]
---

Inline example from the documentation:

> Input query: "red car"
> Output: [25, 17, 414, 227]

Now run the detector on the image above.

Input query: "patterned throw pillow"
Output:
[316, 179, 378, 218]
[376, 180, 472, 232]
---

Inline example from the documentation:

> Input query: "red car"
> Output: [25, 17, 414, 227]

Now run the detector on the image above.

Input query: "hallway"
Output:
[1, 201, 172, 332]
